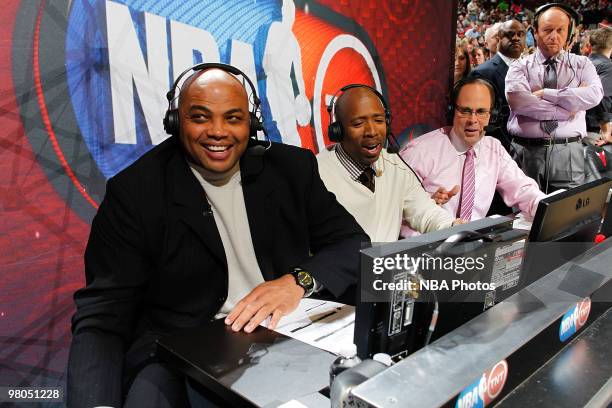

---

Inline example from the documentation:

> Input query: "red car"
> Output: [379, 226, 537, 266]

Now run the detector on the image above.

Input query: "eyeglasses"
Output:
[455, 105, 491, 119]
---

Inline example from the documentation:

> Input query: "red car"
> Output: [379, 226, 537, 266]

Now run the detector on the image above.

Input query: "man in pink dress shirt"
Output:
[505, 3, 604, 192]
[400, 79, 545, 232]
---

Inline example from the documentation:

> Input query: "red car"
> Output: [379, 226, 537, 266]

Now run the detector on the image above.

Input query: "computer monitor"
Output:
[521, 177, 612, 285]
[355, 217, 527, 360]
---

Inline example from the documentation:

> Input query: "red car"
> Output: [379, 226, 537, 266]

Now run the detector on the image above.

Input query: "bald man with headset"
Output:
[316, 85, 459, 242]
[505, 3, 603, 192]
[67, 64, 368, 407]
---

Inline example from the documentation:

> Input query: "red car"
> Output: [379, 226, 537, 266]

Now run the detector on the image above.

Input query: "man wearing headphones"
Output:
[400, 78, 544, 227]
[67, 65, 368, 407]
[316, 85, 457, 242]
[505, 3, 603, 193]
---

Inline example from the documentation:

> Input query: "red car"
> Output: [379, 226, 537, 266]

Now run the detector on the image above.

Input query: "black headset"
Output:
[163, 62, 264, 138]
[326, 84, 392, 143]
[533, 3, 580, 45]
[446, 78, 499, 125]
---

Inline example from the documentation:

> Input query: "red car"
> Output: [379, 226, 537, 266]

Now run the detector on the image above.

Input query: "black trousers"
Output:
[123, 362, 189, 408]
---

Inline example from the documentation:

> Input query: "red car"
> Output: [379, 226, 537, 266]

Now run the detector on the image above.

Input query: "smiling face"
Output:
[452, 82, 493, 148]
[335, 87, 387, 165]
[178, 69, 250, 180]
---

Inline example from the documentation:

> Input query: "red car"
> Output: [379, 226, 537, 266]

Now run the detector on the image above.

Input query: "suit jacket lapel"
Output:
[240, 148, 276, 280]
[167, 146, 227, 268]
[493, 54, 509, 95]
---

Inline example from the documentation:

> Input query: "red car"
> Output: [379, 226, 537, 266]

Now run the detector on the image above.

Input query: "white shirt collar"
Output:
[449, 128, 482, 157]
[498, 52, 519, 67]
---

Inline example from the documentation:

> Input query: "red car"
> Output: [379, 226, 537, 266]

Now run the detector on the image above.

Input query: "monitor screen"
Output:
[355, 217, 527, 360]
[528, 178, 612, 243]
[522, 178, 612, 285]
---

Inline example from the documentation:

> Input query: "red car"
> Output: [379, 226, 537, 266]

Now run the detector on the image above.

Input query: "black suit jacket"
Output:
[67, 136, 369, 407]
[468, 54, 512, 151]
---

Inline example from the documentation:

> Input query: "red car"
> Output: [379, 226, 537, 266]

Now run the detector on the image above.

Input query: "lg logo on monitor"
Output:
[575, 197, 591, 210]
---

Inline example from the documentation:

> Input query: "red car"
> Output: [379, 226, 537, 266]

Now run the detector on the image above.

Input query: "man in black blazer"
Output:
[67, 67, 368, 407]
[469, 19, 526, 152]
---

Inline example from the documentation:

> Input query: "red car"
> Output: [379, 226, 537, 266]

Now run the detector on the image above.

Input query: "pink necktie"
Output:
[459, 148, 475, 221]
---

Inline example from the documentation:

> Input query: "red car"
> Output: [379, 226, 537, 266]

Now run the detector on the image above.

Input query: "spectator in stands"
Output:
[465, 23, 483, 40]
[468, 0, 480, 22]
[484, 22, 503, 58]
[455, 45, 472, 84]
[471, 46, 487, 67]
[469, 19, 526, 152]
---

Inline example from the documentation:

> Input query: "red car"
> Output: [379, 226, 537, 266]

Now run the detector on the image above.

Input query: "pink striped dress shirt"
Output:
[400, 127, 545, 228]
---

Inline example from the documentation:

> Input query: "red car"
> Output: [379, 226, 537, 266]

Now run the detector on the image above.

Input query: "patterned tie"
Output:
[358, 167, 376, 193]
[540, 58, 558, 135]
[459, 148, 475, 220]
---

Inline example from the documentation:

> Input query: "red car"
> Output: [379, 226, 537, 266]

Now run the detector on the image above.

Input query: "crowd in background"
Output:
[452, 0, 612, 183]
[455, 0, 611, 72]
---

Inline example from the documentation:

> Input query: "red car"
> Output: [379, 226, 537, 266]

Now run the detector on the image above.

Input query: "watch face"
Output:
[297, 271, 313, 288]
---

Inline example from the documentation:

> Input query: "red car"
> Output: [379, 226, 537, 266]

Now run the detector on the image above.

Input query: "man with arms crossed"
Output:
[505, 3, 603, 192]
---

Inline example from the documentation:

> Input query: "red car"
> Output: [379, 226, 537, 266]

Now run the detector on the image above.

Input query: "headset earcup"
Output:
[249, 112, 263, 138]
[446, 103, 455, 125]
[163, 109, 180, 136]
[328, 122, 343, 142]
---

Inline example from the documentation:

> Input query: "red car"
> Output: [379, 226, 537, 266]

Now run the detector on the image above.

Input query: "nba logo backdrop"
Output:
[1, 0, 456, 394]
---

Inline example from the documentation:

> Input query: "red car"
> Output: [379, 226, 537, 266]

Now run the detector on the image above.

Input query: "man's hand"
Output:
[453, 218, 468, 226]
[432, 185, 460, 205]
[532, 89, 544, 99]
[595, 123, 612, 146]
[225, 274, 304, 333]
[594, 133, 612, 147]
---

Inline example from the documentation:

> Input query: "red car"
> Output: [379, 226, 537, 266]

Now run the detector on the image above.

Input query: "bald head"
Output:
[498, 19, 526, 59]
[535, 7, 572, 57]
[333, 86, 387, 165]
[177, 67, 251, 181]
[334, 87, 384, 125]
[179, 68, 248, 109]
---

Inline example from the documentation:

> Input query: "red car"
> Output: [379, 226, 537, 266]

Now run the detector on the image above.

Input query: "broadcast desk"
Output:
[158, 238, 612, 407]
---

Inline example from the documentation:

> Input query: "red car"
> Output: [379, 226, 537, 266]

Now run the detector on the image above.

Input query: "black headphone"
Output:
[446, 78, 499, 126]
[533, 3, 580, 45]
[163, 62, 264, 138]
[326, 84, 392, 143]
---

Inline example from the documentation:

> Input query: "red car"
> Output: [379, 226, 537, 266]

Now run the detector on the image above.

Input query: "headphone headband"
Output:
[163, 63, 264, 139]
[533, 3, 580, 43]
[447, 78, 499, 125]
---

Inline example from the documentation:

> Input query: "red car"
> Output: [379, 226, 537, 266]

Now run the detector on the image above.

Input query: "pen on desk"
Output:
[304, 301, 327, 312]
[290, 309, 340, 333]
[314, 320, 354, 342]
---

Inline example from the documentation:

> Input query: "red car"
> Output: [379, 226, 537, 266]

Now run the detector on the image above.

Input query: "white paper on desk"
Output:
[263, 299, 355, 355]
